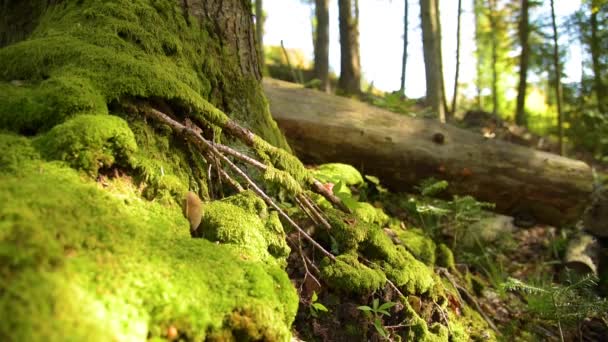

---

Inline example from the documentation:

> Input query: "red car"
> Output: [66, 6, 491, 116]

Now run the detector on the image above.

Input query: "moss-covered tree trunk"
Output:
[0, 0, 299, 340]
[0, 0, 288, 149]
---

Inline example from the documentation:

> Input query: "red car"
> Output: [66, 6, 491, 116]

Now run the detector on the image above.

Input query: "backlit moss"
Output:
[0, 134, 297, 340]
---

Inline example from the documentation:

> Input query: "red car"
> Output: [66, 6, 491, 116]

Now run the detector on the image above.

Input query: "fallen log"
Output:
[263, 78, 593, 227]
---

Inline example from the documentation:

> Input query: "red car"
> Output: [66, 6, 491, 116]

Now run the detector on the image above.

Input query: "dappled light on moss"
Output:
[0, 135, 297, 340]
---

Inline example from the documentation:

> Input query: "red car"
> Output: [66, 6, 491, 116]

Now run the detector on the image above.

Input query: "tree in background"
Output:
[255, 0, 265, 68]
[550, 0, 565, 155]
[400, 0, 409, 96]
[488, 0, 500, 116]
[451, 0, 463, 115]
[314, 0, 330, 92]
[515, 0, 530, 126]
[474, 0, 517, 118]
[589, 0, 607, 113]
[420, 0, 446, 122]
[338, 0, 361, 94]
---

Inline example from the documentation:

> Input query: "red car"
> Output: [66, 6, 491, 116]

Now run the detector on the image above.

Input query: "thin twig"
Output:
[295, 196, 321, 226]
[437, 267, 498, 332]
[433, 301, 452, 333]
[297, 194, 333, 231]
[141, 106, 336, 262]
[359, 256, 406, 299]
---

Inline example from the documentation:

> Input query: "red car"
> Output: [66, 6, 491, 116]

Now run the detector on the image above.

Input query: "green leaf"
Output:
[378, 301, 397, 311]
[365, 175, 380, 185]
[377, 309, 391, 316]
[372, 298, 379, 310]
[312, 302, 328, 312]
[357, 305, 373, 312]
[311, 291, 318, 302]
[373, 318, 389, 338]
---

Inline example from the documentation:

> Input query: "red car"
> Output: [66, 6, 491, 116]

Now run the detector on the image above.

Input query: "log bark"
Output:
[264, 78, 593, 227]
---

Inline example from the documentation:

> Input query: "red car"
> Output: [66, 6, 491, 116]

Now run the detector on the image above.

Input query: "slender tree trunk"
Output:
[400, 0, 409, 95]
[488, 0, 499, 116]
[550, 0, 565, 156]
[590, 0, 606, 113]
[338, 0, 362, 95]
[474, 0, 483, 109]
[451, 0, 462, 115]
[420, 0, 446, 122]
[255, 0, 265, 69]
[435, 0, 448, 116]
[515, 0, 529, 126]
[314, 0, 330, 93]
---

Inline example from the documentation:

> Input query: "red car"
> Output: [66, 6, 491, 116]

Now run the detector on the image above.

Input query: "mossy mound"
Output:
[0, 133, 298, 341]
[198, 190, 291, 266]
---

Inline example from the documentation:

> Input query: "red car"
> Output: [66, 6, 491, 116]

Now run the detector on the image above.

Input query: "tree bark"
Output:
[550, 0, 565, 156]
[338, 0, 361, 95]
[264, 78, 593, 227]
[451, 0, 462, 115]
[255, 0, 265, 69]
[488, 0, 499, 116]
[590, 0, 606, 113]
[420, 0, 446, 122]
[515, 0, 529, 126]
[400, 0, 409, 95]
[314, 0, 330, 93]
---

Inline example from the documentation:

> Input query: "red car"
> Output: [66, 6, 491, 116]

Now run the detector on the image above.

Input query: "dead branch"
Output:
[140, 105, 337, 262]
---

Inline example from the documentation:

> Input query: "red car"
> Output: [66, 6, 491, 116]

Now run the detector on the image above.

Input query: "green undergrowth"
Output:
[0, 133, 298, 341]
[308, 163, 495, 341]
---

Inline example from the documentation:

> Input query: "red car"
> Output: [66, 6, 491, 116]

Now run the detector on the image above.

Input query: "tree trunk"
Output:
[420, 0, 446, 122]
[0, 0, 296, 339]
[264, 78, 593, 227]
[550, 0, 565, 156]
[255, 0, 265, 69]
[590, 0, 606, 113]
[314, 0, 330, 93]
[451, 0, 462, 115]
[515, 0, 529, 126]
[338, 0, 361, 95]
[400, 0, 409, 95]
[474, 0, 483, 109]
[488, 0, 499, 116]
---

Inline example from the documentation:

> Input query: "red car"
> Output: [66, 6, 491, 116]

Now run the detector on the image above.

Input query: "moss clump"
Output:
[199, 190, 290, 265]
[0, 134, 297, 341]
[313, 163, 364, 186]
[396, 228, 437, 265]
[34, 114, 137, 175]
[353, 202, 390, 226]
[436, 243, 456, 269]
[0, 76, 107, 134]
[319, 208, 437, 296]
[320, 254, 386, 294]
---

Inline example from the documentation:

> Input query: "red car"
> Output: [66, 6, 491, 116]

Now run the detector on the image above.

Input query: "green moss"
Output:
[312, 163, 364, 186]
[0, 0, 289, 148]
[199, 191, 290, 265]
[353, 202, 390, 226]
[34, 114, 137, 175]
[396, 228, 437, 265]
[0, 134, 297, 341]
[320, 254, 386, 294]
[0, 76, 107, 134]
[320, 209, 436, 296]
[436, 243, 455, 270]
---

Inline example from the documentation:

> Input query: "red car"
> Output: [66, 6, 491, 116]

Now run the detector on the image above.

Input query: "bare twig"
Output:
[141, 106, 337, 262]
[437, 267, 498, 332]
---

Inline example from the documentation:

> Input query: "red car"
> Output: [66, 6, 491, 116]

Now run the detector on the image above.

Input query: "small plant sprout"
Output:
[358, 298, 397, 339]
[309, 291, 329, 318]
